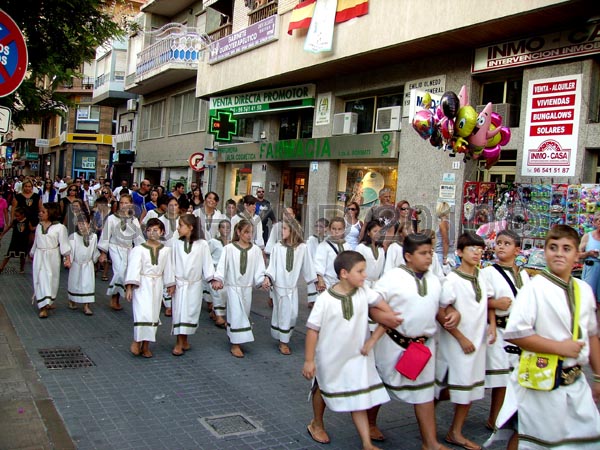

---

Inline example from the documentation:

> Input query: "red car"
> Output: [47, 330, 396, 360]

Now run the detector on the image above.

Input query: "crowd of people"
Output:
[0, 175, 599, 450]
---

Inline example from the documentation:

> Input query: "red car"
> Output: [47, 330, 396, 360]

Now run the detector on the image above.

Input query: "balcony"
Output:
[248, 1, 278, 25]
[93, 70, 135, 106]
[207, 23, 232, 41]
[55, 77, 95, 93]
[125, 32, 204, 95]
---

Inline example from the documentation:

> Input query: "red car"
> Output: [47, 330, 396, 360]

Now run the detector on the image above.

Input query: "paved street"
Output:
[0, 257, 504, 450]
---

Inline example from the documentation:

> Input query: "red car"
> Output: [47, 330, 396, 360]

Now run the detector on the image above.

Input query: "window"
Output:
[345, 93, 403, 134]
[480, 78, 522, 128]
[169, 91, 206, 135]
[140, 101, 165, 140]
[75, 105, 100, 133]
[279, 109, 313, 140]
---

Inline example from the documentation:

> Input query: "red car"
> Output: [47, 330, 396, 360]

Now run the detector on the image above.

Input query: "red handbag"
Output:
[394, 342, 432, 381]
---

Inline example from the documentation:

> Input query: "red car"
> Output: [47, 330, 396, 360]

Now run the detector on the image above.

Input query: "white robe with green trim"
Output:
[68, 232, 100, 303]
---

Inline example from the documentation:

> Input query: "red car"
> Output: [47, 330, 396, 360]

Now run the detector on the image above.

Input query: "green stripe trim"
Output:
[36, 296, 55, 304]
[307, 292, 317, 297]
[203, 290, 210, 295]
[271, 325, 294, 334]
[213, 306, 226, 311]
[67, 291, 95, 297]
[384, 381, 434, 392]
[172, 322, 198, 328]
[134, 322, 159, 327]
[109, 283, 125, 289]
[518, 433, 600, 447]
[228, 325, 252, 332]
[321, 383, 385, 399]
[486, 369, 511, 375]
[435, 379, 485, 391]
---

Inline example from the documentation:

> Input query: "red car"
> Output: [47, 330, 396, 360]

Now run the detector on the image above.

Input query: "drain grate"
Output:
[199, 413, 263, 438]
[38, 347, 95, 370]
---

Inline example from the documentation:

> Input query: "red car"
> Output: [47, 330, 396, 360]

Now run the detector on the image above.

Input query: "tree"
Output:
[0, 0, 127, 127]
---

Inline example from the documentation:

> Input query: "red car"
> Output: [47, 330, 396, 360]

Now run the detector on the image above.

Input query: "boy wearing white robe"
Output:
[383, 241, 405, 273]
[314, 217, 351, 292]
[302, 250, 401, 449]
[68, 220, 100, 315]
[125, 219, 175, 358]
[435, 232, 495, 450]
[306, 218, 328, 306]
[205, 220, 230, 328]
[98, 194, 144, 311]
[498, 225, 600, 450]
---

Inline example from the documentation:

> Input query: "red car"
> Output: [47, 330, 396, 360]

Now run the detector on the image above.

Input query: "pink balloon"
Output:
[412, 110, 435, 139]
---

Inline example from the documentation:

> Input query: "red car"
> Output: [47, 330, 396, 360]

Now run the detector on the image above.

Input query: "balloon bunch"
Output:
[412, 85, 511, 169]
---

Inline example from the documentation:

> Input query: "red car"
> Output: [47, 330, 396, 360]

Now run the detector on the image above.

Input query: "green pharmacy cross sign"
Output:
[210, 110, 238, 141]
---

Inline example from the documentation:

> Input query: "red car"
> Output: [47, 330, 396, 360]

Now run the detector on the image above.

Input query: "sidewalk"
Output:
[0, 258, 502, 450]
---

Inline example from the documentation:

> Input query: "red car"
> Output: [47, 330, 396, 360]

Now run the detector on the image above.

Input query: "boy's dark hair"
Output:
[456, 231, 485, 250]
[333, 250, 366, 277]
[226, 198, 236, 207]
[361, 220, 382, 245]
[403, 233, 433, 258]
[175, 182, 184, 189]
[316, 217, 329, 228]
[545, 224, 580, 248]
[205, 191, 220, 202]
[94, 196, 108, 205]
[329, 216, 345, 228]
[157, 195, 171, 208]
[146, 218, 165, 233]
[177, 196, 190, 210]
[43, 202, 62, 222]
[178, 214, 202, 242]
[242, 194, 256, 205]
[14, 206, 26, 217]
[497, 229, 522, 247]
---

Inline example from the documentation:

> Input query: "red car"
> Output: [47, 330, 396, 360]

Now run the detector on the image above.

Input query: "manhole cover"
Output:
[38, 347, 95, 370]
[199, 413, 263, 438]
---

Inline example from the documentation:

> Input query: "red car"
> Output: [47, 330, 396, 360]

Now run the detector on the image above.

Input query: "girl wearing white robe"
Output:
[354, 221, 385, 288]
[205, 220, 231, 327]
[159, 206, 179, 315]
[68, 225, 100, 313]
[170, 215, 215, 355]
[383, 241, 405, 273]
[264, 225, 316, 352]
[213, 219, 265, 357]
[306, 227, 326, 306]
[31, 206, 71, 317]
[314, 219, 351, 291]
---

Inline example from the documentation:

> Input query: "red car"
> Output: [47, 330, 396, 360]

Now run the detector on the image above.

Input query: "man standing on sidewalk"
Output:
[255, 187, 276, 244]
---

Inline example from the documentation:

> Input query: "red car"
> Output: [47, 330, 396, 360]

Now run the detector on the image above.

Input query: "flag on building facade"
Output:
[287, 0, 317, 35]
[335, 0, 369, 23]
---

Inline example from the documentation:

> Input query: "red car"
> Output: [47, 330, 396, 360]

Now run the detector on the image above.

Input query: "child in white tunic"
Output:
[499, 225, 600, 450]
[302, 250, 401, 450]
[192, 191, 224, 241]
[158, 197, 180, 317]
[364, 233, 457, 449]
[206, 220, 230, 328]
[68, 215, 100, 316]
[211, 219, 266, 358]
[314, 217, 351, 292]
[480, 229, 530, 440]
[170, 214, 215, 356]
[98, 194, 144, 311]
[141, 194, 167, 227]
[263, 218, 316, 355]
[383, 240, 405, 273]
[31, 203, 71, 318]
[229, 195, 264, 248]
[125, 218, 175, 358]
[306, 218, 328, 307]
[435, 232, 494, 450]
[355, 220, 385, 288]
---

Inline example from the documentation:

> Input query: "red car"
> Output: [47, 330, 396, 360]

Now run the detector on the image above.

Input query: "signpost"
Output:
[0, 10, 28, 97]
[189, 152, 205, 172]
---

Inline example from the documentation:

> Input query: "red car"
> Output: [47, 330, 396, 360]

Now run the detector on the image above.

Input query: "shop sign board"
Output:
[439, 184, 456, 199]
[217, 131, 399, 163]
[0, 106, 11, 133]
[315, 92, 332, 126]
[203, 148, 217, 169]
[35, 138, 49, 147]
[81, 156, 95, 169]
[521, 74, 581, 177]
[25, 151, 38, 160]
[406, 89, 442, 121]
[210, 84, 315, 116]
[209, 15, 278, 64]
[0, 11, 28, 97]
[473, 23, 600, 73]
[402, 75, 446, 117]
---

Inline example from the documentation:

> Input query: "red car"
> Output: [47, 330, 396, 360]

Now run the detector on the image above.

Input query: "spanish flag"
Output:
[287, 0, 317, 35]
[335, 0, 369, 23]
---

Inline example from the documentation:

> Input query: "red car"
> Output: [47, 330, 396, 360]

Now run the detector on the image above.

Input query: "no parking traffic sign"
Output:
[189, 152, 205, 172]
[0, 10, 28, 97]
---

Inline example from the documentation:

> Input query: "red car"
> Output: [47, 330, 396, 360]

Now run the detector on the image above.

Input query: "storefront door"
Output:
[281, 168, 308, 228]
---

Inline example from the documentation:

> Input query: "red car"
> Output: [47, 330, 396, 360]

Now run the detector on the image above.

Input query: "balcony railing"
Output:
[248, 1, 278, 25]
[136, 34, 202, 78]
[95, 71, 127, 89]
[57, 77, 95, 91]
[207, 23, 232, 41]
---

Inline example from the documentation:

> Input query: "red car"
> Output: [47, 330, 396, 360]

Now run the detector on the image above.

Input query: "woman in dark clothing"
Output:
[12, 178, 42, 227]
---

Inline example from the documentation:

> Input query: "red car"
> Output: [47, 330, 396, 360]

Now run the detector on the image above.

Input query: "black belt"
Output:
[386, 328, 428, 349]
[496, 315, 509, 329]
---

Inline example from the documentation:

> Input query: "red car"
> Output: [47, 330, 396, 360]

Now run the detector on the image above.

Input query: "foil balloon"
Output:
[440, 91, 460, 119]
[455, 105, 478, 137]
[481, 112, 511, 168]
[439, 116, 454, 139]
[412, 109, 435, 139]
[468, 102, 502, 150]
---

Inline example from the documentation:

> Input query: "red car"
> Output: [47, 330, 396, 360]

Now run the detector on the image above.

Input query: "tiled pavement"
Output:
[0, 258, 506, 450]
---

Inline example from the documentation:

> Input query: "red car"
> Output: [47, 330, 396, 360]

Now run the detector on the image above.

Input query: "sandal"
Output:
[230, 345, 244, 358]
[278, 343, 291, 355]
[38, 308, 48, 319]
[369, 425, 386, 442]
[307, 420, 330, 444]
[445, 434, 482, 450]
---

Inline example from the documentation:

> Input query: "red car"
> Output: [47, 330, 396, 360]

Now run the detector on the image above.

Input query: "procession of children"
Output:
[2, 186, 600, 450]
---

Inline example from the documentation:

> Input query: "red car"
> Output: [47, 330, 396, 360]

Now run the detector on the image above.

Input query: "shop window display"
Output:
[338, 165, 397, 218]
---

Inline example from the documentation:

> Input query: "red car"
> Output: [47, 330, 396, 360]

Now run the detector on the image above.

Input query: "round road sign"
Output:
[0, 10, 28, 97]
[189, 152, 205, 172]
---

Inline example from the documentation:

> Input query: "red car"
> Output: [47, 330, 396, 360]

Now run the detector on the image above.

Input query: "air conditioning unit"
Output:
[375, 106, 402, 132]
[475, 103, 515, 128]
[332, 112, 358, 135]
[126, 99, 138, 112]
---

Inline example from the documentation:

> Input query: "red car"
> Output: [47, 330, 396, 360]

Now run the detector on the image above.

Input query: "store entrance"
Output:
[281, 167, 308, 228]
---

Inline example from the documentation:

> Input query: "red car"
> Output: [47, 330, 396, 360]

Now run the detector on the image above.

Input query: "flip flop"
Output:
[369, 425, 386, 442]
[172, 349, 184, 356]
[278, 344, 291, 355]
[307, 421, 330, 444]
[445, 434, 482, 450]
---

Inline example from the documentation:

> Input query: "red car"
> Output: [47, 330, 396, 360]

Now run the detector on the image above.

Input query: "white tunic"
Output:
[98, 214, 144, 296]
[230, 213, 264, 248]
[314, 240, 351, 288]
[263, 221, 282, 255]
[141, 209, 163, 226]
[307, 286, 390, 412]
[481, 264, 530, 388]
[68, 232, 100, 303]
[214, 243, 265, 344]
[373, 267, 442, 404]
[205, 238, 227, 316]
[265, 242, 316, 343]
[497, 273, 600, 450]
[355, 243, 384, 287]
[158, 215, 179, 242]
[193, 208, 225, 241]
[171, 239, 215, 335]
[125, 244, 175, 342]
[383, 242, 405, 273]
[30, 223, 71, 309]
[306, 235, 325, 303]
[435, 269, 491, 404]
